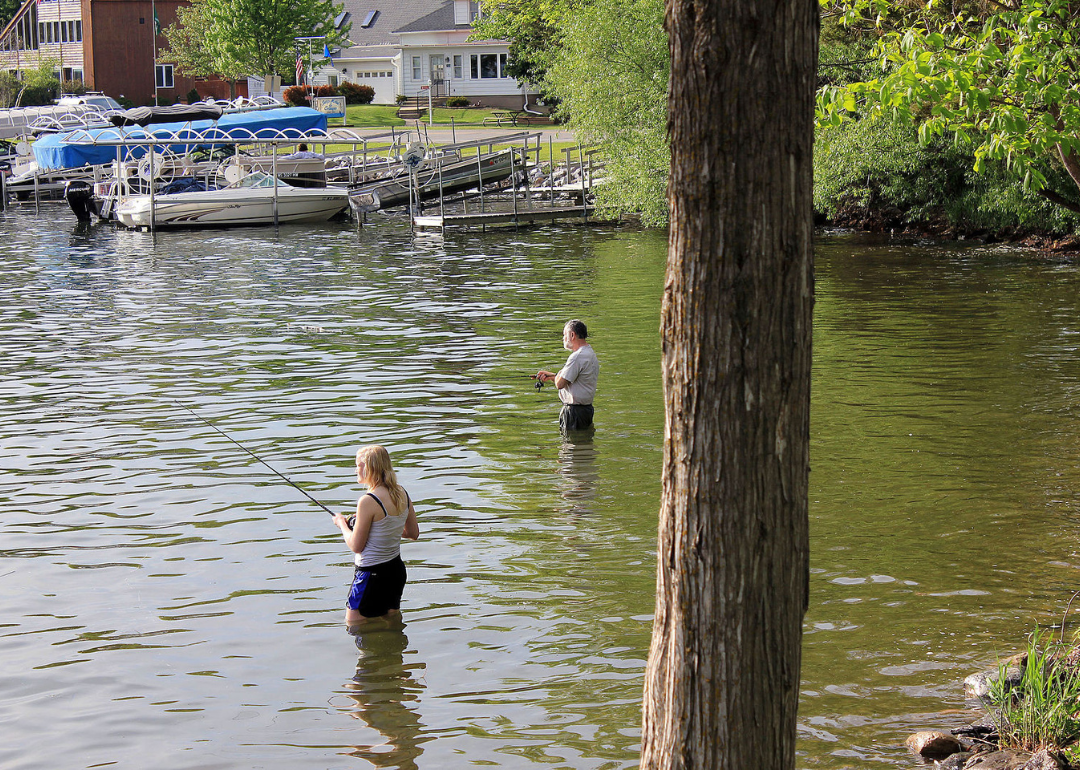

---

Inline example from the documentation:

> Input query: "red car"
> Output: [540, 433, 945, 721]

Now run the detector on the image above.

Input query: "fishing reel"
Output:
[535, 376, 545, 391]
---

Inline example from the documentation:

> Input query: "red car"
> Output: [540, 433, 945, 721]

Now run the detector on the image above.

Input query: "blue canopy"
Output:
[32, 107, 329, 170]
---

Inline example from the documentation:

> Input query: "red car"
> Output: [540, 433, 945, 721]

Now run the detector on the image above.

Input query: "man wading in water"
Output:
[535, 319, 599, 433]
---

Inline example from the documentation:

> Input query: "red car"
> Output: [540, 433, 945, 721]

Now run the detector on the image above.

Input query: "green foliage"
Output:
[61, 80, 87, 96]
[0, 71, 19, 108]
[989, 627, 1080, 752]
[163, 0, 349, 85]
[545, 0, 669, 224]
[815, 115, 1080, 233]
[338, 82, 374, 104]
[186, 87, 200, 104]
[472, 0, 579, 106]
[818, 0, 1080, 209]
[0, 0, 21, 29]
[18, 60, 61, 106]
[162, 0, 246, 84]
[445, 96, 470, 108]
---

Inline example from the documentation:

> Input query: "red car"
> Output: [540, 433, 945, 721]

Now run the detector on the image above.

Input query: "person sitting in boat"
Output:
[285, 143, 323, 159]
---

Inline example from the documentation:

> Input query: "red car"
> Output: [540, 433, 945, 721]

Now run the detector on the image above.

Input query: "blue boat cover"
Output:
[32, 107, 329, 170]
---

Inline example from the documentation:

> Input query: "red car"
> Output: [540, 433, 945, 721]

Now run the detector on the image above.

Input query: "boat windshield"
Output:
[231, 171, 292, 189]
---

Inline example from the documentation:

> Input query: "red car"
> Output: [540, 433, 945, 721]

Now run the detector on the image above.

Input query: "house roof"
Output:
[392, 2, 464, 34]
[338, 0, 466, 49]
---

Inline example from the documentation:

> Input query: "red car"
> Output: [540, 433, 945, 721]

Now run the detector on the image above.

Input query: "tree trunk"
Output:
[641, 0, 817, 765]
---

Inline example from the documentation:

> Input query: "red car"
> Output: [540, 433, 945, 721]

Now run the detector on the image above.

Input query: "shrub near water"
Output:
[814, 116, 1080, 237]
[989, 627, 1080, 754]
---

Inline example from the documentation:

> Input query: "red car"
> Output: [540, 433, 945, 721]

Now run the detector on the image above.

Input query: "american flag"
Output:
[295, 51, 304, 86]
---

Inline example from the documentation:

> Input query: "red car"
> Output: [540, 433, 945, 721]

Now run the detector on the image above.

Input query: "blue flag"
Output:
[323, 44, 333, 65]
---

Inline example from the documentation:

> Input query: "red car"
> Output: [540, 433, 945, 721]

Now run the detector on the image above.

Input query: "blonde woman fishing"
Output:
[332, 445, 419, 625]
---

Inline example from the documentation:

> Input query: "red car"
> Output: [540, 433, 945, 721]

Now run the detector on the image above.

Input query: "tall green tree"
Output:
[163, 0, 349, 85]
[0, 0, 22, 30]
[162, 0, 246, 98]
[818, 0, 1080, 212]
[472, 0, 578, 102]
[545, 0, 670, 224]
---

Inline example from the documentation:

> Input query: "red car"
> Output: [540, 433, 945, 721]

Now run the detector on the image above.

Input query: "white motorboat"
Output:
[114, 171, 349, 229]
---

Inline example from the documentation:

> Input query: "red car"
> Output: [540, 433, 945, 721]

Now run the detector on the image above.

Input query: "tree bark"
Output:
[641, 0, 817, 765]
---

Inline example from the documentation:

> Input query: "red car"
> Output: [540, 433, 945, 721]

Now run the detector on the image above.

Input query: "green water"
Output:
[3, 210, 1080, 768]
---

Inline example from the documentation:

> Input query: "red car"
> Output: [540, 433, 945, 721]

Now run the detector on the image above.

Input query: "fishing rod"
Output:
[175, 400, 338, 518]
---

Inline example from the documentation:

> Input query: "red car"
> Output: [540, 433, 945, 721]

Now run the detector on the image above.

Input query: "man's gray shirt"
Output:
[557, 345, 599, 405]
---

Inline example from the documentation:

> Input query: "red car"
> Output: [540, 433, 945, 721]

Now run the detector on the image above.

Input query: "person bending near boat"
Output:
[332, 445, 419, 626]
[535, 319, 599, 433]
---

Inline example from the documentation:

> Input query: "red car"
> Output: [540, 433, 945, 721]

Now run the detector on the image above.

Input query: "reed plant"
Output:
[989, 626, 1080, 753]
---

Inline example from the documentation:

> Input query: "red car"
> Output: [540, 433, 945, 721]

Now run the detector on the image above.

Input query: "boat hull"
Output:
[349, 150, 520, 213]
[115, 187, 349, 229]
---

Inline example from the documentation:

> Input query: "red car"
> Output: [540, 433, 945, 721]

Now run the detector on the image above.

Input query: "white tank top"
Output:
[355, 492, 408, 567]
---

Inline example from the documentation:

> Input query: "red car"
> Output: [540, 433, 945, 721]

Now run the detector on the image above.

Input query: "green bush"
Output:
[445, 96, 470, 108]
[395, 94, 408, 105]
[186, 87, 200, 104]
[814, 115, 1080, 236]
[338, 82, 374, 104]
[0, 71, 19, 108]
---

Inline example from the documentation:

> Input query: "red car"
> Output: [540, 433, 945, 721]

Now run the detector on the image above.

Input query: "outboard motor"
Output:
[65, 179, 94, 222]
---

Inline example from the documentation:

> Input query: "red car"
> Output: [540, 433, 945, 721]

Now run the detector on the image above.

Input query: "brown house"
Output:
[0, 0, 244, 106]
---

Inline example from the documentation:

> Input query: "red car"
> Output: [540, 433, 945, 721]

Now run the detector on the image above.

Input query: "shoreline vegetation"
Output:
[814, 117, 1080, 253]
[907, 628, 1080, 770]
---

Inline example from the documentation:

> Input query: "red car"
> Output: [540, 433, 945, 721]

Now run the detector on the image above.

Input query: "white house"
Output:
[252, 0, 540, 110]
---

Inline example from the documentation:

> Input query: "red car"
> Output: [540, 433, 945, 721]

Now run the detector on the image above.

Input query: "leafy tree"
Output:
[162, 0, 246, 98]
[643, 0, 815, 766]
[472, 0, 580, 105]
[0, 0, 21, 30]
[545, 0, 669, 224]
[162, 0, 349, 87]
[17, 59, 60, 106]
[818, 0, 1080, 213]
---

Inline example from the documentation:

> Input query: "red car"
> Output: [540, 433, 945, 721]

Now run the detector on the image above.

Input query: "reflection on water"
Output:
[343, 623, 428, 769]
[9, 207, 1080, 769]
[557, 432, 600, 517]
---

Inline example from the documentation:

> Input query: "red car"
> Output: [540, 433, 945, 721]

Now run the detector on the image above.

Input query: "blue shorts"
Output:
[346, 556, 407, 618]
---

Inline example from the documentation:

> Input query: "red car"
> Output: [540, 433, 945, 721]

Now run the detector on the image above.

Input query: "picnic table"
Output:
[483, 110, 531, 127]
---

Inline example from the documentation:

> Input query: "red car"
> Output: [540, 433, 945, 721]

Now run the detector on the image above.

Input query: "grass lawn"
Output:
[344, 103, 506, 127]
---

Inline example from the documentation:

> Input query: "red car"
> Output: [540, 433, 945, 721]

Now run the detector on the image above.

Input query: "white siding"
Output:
[454, 0, 469, 25]
[399, 45, 519, 98]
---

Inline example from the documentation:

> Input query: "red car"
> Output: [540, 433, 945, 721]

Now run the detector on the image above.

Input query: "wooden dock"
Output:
[413, 205, 591, 229]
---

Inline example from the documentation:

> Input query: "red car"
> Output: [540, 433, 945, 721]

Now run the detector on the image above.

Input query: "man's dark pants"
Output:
[560, 403, 594, 433]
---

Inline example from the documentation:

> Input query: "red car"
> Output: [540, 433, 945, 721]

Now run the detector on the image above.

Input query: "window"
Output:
[452, 54, 462, 79]
[411, 56, 421, 80]
[360, 10, 377, 27]
[470, 53, 507, 79]
[328, 74, 339, 87]
[156, 64, 174, 89]
[469, 1, 480, 21]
